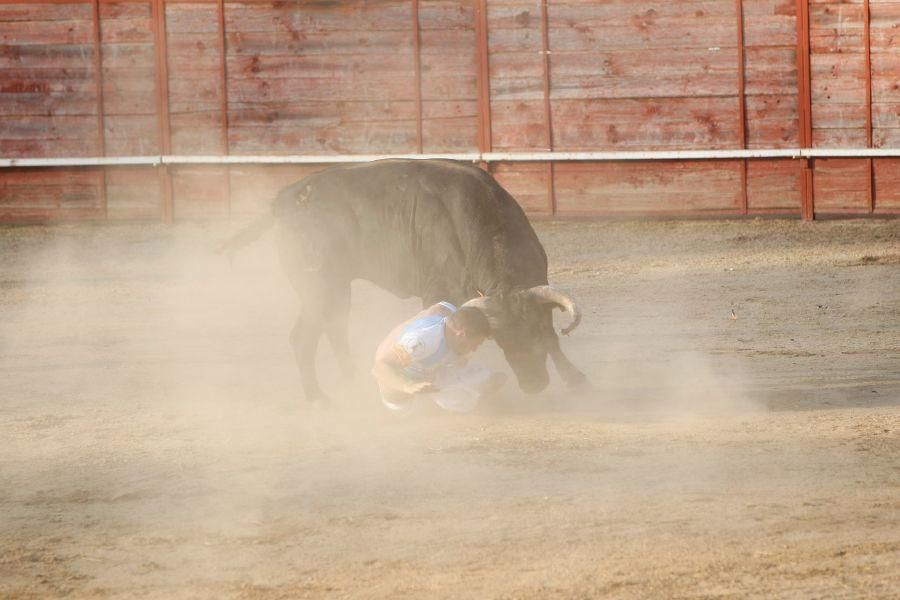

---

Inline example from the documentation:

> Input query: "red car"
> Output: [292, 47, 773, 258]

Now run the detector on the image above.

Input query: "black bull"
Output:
[222, 159, 587, 401]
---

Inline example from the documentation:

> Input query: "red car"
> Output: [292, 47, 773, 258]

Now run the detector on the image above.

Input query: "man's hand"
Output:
[403, 380, 436, 395]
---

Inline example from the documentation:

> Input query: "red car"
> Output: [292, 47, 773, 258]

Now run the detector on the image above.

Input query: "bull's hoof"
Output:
[303, 388, 331, 407]
[565, 373, 591, 392]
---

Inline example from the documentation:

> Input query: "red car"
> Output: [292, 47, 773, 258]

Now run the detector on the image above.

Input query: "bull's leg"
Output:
[547, 336, 589, 389]
[290, 311, 327, 402]
[323, 282, 357, 380]
[276, 223, 336, 402]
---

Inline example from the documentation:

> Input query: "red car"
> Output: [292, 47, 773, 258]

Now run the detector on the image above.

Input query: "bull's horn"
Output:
[461, 295, 491, 312]
[524, 285, 582, 335]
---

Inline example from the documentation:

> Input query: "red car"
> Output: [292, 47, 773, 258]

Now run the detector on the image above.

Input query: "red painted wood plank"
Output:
[0, 168, 100, 185]
[872, 157, 900, 209]
[550, 48, 739, 100]
[99, 13, 154, 43]
[99, 43, 155, 71]
[744, 46, 798, 96]
[810, 102, 868, 130]
[0, 207, 105, 222]
[486, 23, 542, 53]
[418, 0, 475, 31]
[0, 92, 97, 116]
[552, 160, 743, 214]
[422, 112, 478, 153]
[0, 3, 91, 22]
[227, 120, 416, 154]
[227, 164, 322, 215]
[100, 1, 152, 19]
[548, 1, 738, 51]
[0, 20, 94, 45]
[168, 78, 222, 112]
[810, 54, 867, 105]
[101, 71, 158, 114]
[745, 94, 800, 146]
[419, 29, 477, 54]
[228, 101, 416, 126]
[811, 127, 868, 146]
[552, 97, 741, 150]
[742, 0, 797, 47]
[490, 100, 547, 149]
[0, 43, 95, 68]
[224, 1, 412, 34]
[746, 158, 801, 211]
[809, 2, 865, 52]
[492, 161, 551, 215]
[0, 139, 97, 156]
[871, 50, 900, 102]
[225, 53, 414, 80]
[869, 1, 900, 50]
[104, 165, 161, 220]
[0, 168, 102, 212]
[102, 114, 159, 155]
[224, 30, 412, 57]
[226, 76, 417, 104]
[169, 112, 225, 154]
[487, 1, 543, 30]
[171, 166, 229, 219]
[166, 34, 224, 72]
[164, 1, 219, 34]
[812, 157, 870, 211]
[0, 114, 97, 139]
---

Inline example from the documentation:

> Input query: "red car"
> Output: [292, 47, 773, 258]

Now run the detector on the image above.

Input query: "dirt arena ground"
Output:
[1, 217, 899, 599]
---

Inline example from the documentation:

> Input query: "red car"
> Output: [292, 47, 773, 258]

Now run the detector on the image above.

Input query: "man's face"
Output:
[446, 325, 486, 355]
[457, 332, 486, 355]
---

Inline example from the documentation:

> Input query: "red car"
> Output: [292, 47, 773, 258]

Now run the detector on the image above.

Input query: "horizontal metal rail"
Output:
[3, 148, 900, 168]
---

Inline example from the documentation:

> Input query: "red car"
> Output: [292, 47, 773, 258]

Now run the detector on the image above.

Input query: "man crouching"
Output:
[372, 301, 507, 414]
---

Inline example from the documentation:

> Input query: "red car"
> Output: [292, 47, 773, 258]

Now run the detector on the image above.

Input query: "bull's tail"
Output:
[216, 213, 275, 261]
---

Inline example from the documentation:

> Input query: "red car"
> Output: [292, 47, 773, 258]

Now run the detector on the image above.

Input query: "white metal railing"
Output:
[2, 148, 900, 168]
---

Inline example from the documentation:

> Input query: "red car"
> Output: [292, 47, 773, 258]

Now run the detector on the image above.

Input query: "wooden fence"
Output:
[1, 0, 898, 222]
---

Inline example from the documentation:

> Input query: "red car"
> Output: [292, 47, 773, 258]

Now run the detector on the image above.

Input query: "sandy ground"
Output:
[1, 217, 899, 599]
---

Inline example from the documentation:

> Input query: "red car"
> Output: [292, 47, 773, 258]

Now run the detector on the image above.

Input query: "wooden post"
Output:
[474, 0, 491, 169]
[217, 0, 231, 217]
[736, 0, 747, 215]
[412, 0, 423, 153]
[540, 0, 555, 215]
[91, 0, 106, 218]
[796, 0, 814, 220]
[152, 0, 173, 223]
[864, 0, 874, 213]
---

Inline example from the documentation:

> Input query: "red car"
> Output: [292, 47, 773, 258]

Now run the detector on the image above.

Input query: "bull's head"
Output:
[463, 286, 581, 393]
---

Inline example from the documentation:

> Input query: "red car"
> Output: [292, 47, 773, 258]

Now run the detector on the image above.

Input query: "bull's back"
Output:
[274, 159, 548, 296]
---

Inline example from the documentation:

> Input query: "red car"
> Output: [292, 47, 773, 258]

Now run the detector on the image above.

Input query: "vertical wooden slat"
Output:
[217, 0, 231, 216]
[474, 0, 492, 164]
[736, 0, 747, 214]
[864, 0, 874, 213]
[412, 0, 423, 153]
[91, 0, 104, 157]
[91, 0, 106, 218]
[540, 0, 555, 215]
[152, 0, 173, 222]
[797, 0, 814, 220]
[217, 0, 228, 156]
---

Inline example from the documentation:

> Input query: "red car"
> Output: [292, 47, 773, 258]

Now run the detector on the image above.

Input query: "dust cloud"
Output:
[3, 218, 899, 598]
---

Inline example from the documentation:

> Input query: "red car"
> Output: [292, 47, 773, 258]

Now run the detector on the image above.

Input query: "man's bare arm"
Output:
[371, 303, 450, 394]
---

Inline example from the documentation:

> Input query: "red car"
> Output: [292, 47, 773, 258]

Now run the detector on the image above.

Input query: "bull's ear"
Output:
[461, 296, 503, 329]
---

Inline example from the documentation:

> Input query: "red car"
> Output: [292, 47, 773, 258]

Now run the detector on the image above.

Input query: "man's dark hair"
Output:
[450, 307, 491, 338]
